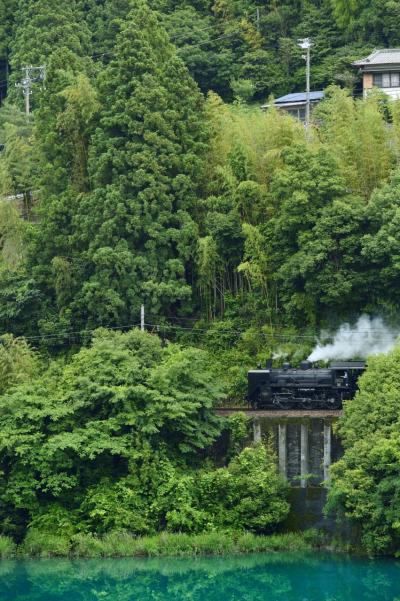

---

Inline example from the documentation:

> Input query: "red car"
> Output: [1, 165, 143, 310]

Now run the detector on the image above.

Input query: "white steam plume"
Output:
[308, 315, 399, 362]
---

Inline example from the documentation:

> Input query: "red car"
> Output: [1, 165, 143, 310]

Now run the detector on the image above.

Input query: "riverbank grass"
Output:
[0, 535, 16, 558]
[3, 531, 319, 559]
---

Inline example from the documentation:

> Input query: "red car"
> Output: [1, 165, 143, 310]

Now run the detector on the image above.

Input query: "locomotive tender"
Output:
[248, 360, 365, 410]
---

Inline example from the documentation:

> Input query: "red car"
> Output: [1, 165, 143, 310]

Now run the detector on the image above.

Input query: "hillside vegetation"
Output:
[0, 0, 400, 555]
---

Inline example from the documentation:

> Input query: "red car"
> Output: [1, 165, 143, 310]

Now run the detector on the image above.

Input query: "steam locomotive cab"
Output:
[248, 360, 365, 410]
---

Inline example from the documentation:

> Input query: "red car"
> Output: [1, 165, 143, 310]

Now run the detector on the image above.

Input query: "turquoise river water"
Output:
[0, 553, 400, 600]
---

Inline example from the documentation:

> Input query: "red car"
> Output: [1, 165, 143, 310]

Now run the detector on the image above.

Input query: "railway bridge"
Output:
[216, 409, 342, 488]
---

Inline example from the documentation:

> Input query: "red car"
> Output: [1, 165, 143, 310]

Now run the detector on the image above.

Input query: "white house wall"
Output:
[364, 86, 400, 100]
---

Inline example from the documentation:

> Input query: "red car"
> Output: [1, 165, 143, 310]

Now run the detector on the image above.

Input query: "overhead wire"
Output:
[92, 27, 247, 63]
[20, 322, 142, 343]
[17, 316, 399, 346]
[91, 10, 259, 61]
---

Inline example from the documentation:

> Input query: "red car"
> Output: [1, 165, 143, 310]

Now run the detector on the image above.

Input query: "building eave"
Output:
[275, 100, 320, 108]
[359, 64, 400, 72]
[261, 101, 321, 111]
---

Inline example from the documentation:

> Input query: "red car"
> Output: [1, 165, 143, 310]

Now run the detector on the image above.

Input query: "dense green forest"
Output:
[2, 0, 400, 361]
[1, 0, 400, 555]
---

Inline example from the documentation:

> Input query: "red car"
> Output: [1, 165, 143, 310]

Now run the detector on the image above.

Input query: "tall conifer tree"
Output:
[66, 1, 207, 326]
[10, 0, 90, 69]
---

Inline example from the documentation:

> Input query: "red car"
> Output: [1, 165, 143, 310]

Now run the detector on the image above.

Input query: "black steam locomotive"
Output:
[248, 360, 365, 410]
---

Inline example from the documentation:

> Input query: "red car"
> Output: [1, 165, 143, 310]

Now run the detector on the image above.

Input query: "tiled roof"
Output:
[353, 49, 400, 66]
[274, 91, 325, 104]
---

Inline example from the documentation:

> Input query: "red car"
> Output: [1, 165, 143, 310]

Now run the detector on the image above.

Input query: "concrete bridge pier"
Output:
[278, 423, 287, 480]
[323, 422, 332, 485]
[300, 424, 309, 488]
[253, 418, 262, 443]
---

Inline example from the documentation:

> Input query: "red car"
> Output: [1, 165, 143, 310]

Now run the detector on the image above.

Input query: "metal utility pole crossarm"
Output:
[16, 65, 46, 116]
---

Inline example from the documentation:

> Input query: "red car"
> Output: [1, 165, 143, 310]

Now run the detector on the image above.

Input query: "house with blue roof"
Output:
[261, 91, 325, 121]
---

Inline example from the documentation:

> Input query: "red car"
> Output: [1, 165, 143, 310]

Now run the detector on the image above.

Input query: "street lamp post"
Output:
[298, 38, 312, 133]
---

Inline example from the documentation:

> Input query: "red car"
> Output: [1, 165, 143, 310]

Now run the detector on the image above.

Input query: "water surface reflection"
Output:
[0, 552, 400, 600]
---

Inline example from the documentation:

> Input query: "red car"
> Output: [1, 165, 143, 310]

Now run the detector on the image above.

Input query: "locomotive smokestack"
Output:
[300, 360, 311, 370]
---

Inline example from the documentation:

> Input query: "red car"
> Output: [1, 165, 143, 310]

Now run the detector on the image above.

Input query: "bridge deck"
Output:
[216, 408, 342, 418]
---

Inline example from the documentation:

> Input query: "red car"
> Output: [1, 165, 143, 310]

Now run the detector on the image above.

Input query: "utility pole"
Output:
[256, 7, 260, 32]
[16, 65, 46, 117]
[298, 38, 312, 134]
[140, 304, 145, 332]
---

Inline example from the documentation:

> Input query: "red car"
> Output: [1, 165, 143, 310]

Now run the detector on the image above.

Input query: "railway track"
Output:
[215, 408, 342, 418]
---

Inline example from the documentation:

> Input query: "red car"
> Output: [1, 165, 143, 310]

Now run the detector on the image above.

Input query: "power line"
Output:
[92, 28, 244, 63]
[169, 20, 225, 42]
[10, 317, 400, 347]
[186, 28, 243, 49]
[170, 12, 259, 46]
[13, 321, 273, 344]
[91, 12, 259, 62]
[20, 322, 141, 343]
[133, 321, 398, 340]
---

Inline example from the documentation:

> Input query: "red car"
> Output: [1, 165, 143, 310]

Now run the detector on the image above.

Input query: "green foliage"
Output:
[0, 333, 37, 394]
[0, 104, 37, 209]
[163, 7, 235, 97]
[0, 270, 43, 338]
[0, 327, 292, 543]
[214, 444, 289, 531]
[330, 0, 400, 45]
[227, 412, 251, 458]
[82, 0, 132, 57]
[230, 78, 255, 102]
[0, 0, 16, 85]
[316, 87, 395, 199]
[330, 0, 364, 30]
[361, 170, 400, 312]
[197, 88, 400, 328]
[0, 534, 16, 558]
[22, 529, 72, 558]
[55, 73, 100, 192]
[0, 329, 223, 538]
[0, 202, 26, 268]
[327, 346, 400, 554]
[10, 0, 91, 72]
[82, 442, 288, 535]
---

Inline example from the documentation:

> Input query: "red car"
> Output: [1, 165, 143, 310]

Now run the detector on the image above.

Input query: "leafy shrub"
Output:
[227, 411, 251, 459]
[81, 477, 153, 535]
[157, 443, 289, 534]
[328, 347, 400, 554]
[230, 78, 255, 103]
[0, 330, 224, 539]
